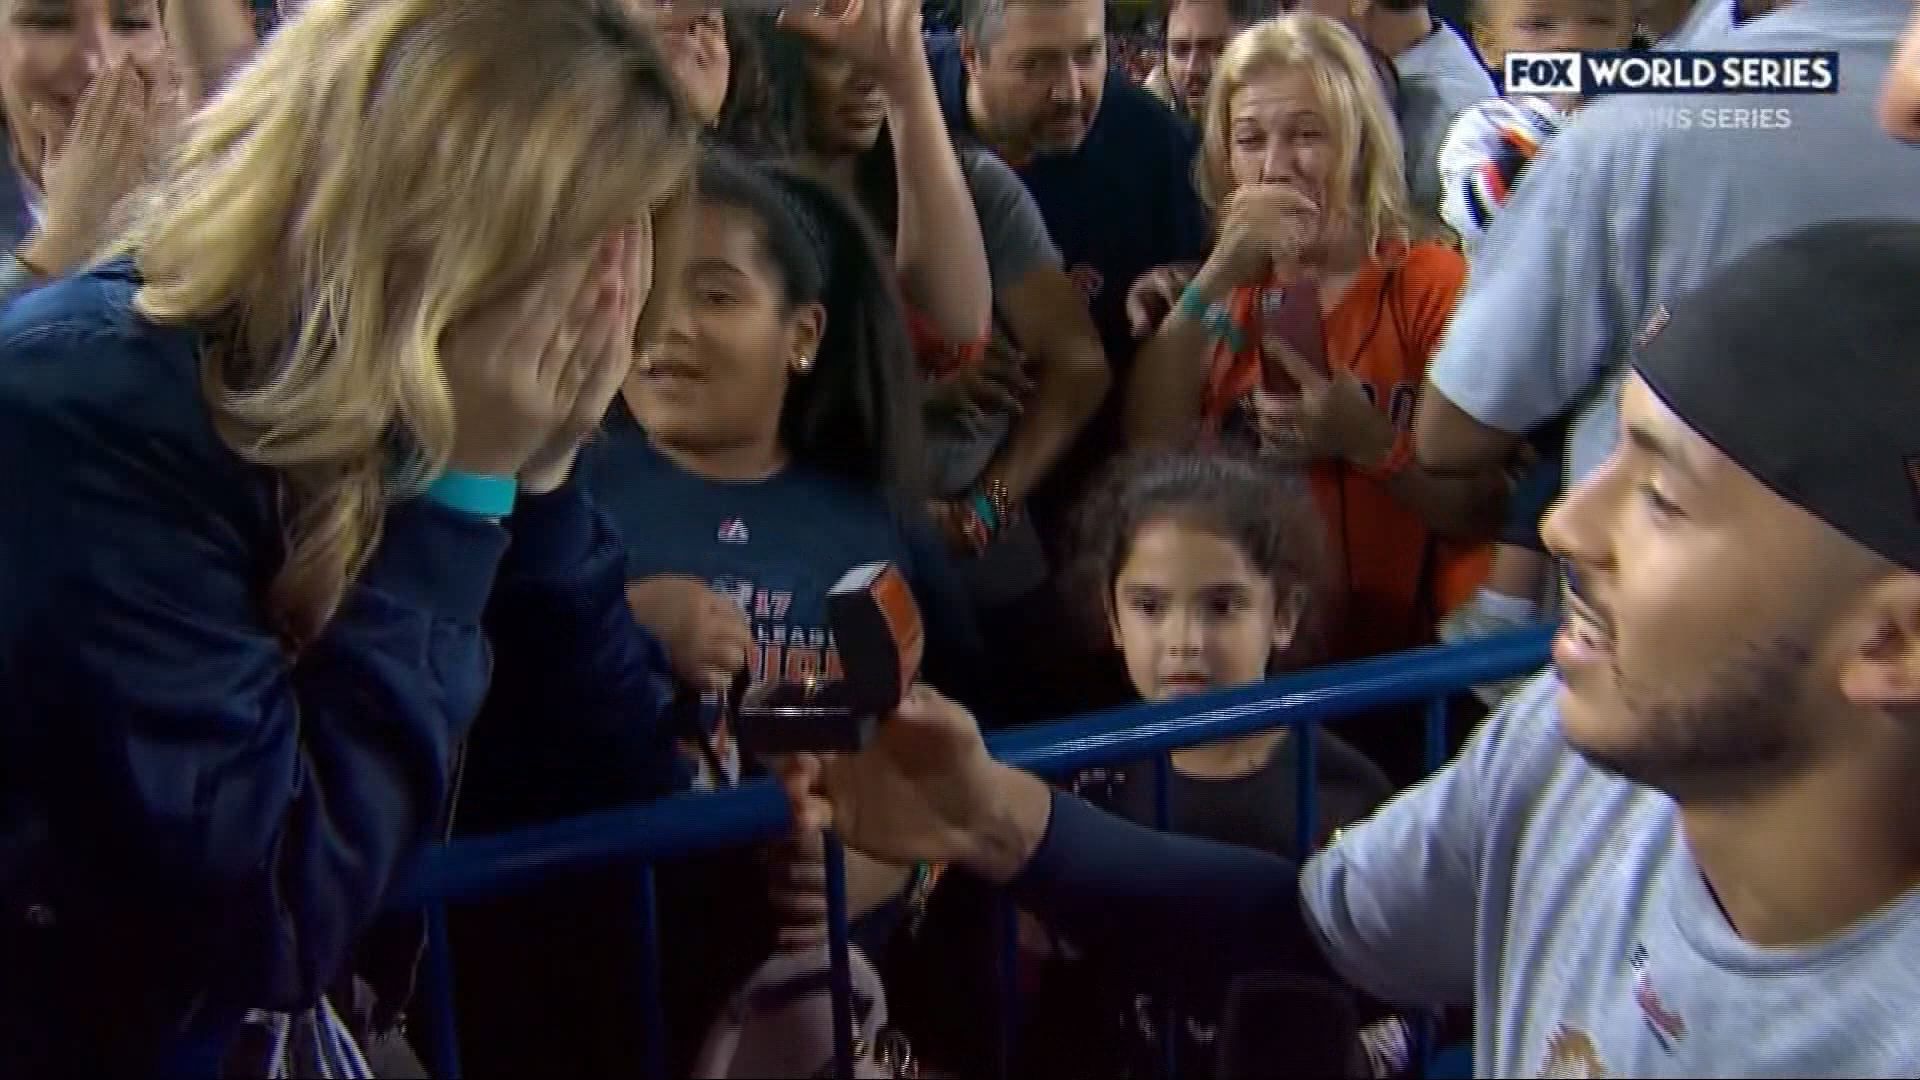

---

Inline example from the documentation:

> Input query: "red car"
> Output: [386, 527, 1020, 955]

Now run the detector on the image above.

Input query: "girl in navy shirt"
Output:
[453, 148, 983, 1078]
[593, 150, 984, 782]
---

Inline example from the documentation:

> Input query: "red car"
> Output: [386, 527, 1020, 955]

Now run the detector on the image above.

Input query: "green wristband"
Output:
[1174, 282, 1214, 323]
[1176, 283, 1247, 353]
[969, 491, 1000, 534]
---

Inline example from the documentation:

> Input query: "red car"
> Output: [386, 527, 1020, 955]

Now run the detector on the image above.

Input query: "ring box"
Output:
[733, 561, 922, 757]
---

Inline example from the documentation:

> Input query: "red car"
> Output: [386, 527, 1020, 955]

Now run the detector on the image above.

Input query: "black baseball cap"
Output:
[1631, 220, 1920, 573]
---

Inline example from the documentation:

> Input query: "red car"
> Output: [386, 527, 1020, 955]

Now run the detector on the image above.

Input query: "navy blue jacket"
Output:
[0, 263, 681, 1073]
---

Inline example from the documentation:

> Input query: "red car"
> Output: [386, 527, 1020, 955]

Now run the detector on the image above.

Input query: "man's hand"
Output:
[775, 685, 1052, 885]
[1126, 262, 1200, 338]
[925, 338, 1034, 435]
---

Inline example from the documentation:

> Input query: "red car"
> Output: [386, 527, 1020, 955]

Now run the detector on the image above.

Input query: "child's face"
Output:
[1108, 519, 1301, 703]
[1485, 0, 1636, 64]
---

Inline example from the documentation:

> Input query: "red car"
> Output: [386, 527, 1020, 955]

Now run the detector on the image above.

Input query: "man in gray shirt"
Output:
[787, 222, 1920, 1077]
[1413, 0, 1918, 494]
[1389, 9, 1500, 218]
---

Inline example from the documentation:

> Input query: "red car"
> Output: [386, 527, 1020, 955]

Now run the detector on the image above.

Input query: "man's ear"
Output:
[1837, 571, 1920, 711]
[960, 30, 983, 79]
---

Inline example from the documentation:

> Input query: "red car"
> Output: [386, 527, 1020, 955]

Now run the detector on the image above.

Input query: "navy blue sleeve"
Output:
[1012, 790, 1330, 987]
[1, 346, 507, 1012]
[468, 480, 689, 822]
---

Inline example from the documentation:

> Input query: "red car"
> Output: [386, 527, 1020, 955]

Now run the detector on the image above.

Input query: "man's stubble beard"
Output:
[1567, 636, 1817, 804]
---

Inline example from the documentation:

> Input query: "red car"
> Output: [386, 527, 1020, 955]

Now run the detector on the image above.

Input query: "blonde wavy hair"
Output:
[114, 0, 699, 645]
[1195, 14, 1412, 256]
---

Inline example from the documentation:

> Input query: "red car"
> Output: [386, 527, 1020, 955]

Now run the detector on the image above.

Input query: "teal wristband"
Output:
[1206, 309, 1247, 354]
[969, 491, 1000, 533]
[1177, 284, 1248, 354]
[1174, 283, 1213, 323]
[425, 470, 517, 519]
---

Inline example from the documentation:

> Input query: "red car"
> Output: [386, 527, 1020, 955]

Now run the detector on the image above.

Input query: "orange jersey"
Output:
[1308, 242, 1488, 660]
[1200, 243, 1489, 661]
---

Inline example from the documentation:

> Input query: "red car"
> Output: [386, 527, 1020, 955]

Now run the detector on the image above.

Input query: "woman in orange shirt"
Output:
[1125, 13, 1508, 662]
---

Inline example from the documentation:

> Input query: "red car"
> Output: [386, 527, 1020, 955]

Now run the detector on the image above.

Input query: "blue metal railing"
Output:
[390, 627, 1553, 1079]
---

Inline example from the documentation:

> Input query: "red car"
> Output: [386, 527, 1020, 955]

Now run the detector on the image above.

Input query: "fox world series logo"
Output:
[1504, 50, 1838, 96]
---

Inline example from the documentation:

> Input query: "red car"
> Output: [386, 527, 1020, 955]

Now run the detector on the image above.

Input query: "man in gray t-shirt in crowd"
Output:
[1412, 0, 1919, 495]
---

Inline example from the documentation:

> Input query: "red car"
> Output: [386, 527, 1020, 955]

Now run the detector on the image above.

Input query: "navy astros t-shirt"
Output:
[579, 402, 985, 768]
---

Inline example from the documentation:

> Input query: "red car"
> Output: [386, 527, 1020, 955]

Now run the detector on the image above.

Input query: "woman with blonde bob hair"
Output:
[1125, 12, 1502, 665]
[0, 0, 699, 1071]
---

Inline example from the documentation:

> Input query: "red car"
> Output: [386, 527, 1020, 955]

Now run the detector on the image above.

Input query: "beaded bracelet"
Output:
[904, 861, 943, 936]
[980, 477, 1014, 528]
[949, 477, 1018, 556]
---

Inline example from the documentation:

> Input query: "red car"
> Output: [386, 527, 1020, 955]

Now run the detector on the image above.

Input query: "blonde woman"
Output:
[1124, 13, 1504, 665]
[0, 0, 697, 1072]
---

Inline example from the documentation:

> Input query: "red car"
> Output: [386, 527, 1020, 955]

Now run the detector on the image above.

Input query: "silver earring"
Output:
[793, 352, 814, 374]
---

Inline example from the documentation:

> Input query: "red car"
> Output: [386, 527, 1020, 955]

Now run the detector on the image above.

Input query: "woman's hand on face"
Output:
[22, 58, 185, 277]
[1249, 335, 1394, 467]
[520, 218, 654, 492]
[442, 220, 645, 486]
[1197, 184, 1321, 294]
[778, 0, 924, 92]
[626, 573, 753, 691]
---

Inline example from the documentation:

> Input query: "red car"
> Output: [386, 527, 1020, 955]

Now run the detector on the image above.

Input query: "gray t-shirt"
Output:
[927, 143, 1063, 604]
[926, 141, 1061, 498]
[1426, 0, 1920, 486]
[960, 139, 1061, 292]
[1662, 0, 1737, 46]
[1301, 674, 1920, 1077]
[1395, 23, 1498, 221]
